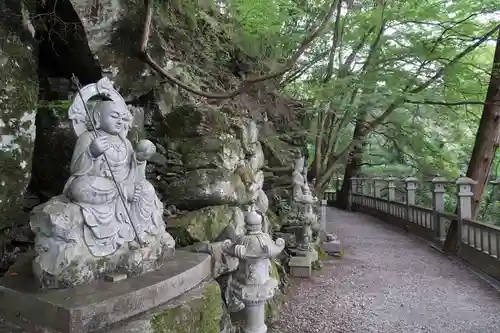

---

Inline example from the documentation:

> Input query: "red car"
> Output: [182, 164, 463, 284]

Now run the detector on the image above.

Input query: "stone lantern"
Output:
[223, 204, 285, 333]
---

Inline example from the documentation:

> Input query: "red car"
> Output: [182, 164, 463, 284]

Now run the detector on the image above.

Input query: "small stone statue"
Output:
[30, 77, 175, 289]
[283, 156, 320, 261]
[291, 156, 306, 210]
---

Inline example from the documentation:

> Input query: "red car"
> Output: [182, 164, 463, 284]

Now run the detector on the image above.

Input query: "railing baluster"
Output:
[480, 228, 484, 252]
[467, 223, 470, 244]
[496, 233, 500, 259]
[487, 230, 492, 255]
[353, 177, 500, 270]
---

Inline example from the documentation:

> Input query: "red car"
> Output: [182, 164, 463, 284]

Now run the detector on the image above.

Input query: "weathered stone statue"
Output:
[280, 156, 320, 276]
[291, 156, 306, 208]
[30, 77, 175, 289]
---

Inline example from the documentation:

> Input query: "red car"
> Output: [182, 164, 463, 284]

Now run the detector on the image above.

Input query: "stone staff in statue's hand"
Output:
[89, 136, 111, 157]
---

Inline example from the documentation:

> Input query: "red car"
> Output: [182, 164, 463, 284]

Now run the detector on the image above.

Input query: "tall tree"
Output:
[443, 30, 500, 252]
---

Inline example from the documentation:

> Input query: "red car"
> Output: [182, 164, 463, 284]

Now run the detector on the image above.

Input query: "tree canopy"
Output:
[212, 0, 499, 186]
[156, 0, 500, 222]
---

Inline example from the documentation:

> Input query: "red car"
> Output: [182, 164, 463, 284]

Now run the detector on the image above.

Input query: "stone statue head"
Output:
[293, 157, 305, 173]
[93, 99, 132, 136]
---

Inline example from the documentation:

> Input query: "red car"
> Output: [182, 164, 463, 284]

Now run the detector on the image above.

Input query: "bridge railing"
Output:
[324, 176, 500, 281]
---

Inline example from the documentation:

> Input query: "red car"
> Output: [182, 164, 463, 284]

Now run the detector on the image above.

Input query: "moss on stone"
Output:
[166, 205, 234, 245]
[260, 135, 301, 168]
[311, 260, 323, 271]
[265, 259, 289, 324]
[315, 245, 329, 260]
[151, 282, 223, 333]
[266, 210, 281, 231]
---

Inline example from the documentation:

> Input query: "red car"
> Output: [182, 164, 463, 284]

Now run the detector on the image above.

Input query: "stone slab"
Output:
[289, 256, 312, 278]
[0, 251, 211, 333]
[322, 240, 343, 255]
[290, 248, 319, 262]
[105, 279, 227, 333]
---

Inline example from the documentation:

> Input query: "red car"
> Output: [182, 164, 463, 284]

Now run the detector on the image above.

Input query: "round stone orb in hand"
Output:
[136, 139, 156, 161]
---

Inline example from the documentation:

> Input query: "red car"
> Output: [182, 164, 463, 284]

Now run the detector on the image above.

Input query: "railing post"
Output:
[432, 177, 447, 242]
[360, 178, 369, 206]
[456, 177, 476, 253]
[385, 176, 396, 201]
[363, 178, 372, 197]
[321, 199, 327, 232]
[373, 177, 383, 198]
[456, 177, 475, 219]
[335, 177, 341, 192]
[405, 177, 418, 220]
[350, 177, 358, 195]
[356, 177, 363, 195]
[348, 177, 357, 211]
[385, 176, 396, 215]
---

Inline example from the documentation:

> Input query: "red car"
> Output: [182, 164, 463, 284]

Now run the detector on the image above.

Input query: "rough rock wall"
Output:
[0, 1, 38, 228]
[25, 0, 306, 208]
[0, 0, 305, 267]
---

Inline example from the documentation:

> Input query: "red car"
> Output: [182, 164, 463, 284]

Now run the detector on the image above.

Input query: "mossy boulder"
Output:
[151, 281, 224, 333]
[164, 105, 232, 139]
[106, 280, 231, 333]
[161, 170, 247, 209]
[261, 135, 302, 169]
[0, 3, 38, 228]
[166, 205, 244, 247]
[177, 135, 243, 171]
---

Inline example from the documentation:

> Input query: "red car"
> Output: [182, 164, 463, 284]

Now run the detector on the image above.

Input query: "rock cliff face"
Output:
[0, 1, 38, 228]
[1, 1, 303, 317]
[0, 0, 305, 329]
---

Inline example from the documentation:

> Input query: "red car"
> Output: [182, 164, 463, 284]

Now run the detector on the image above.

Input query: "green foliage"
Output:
[157, 0, 500, 222]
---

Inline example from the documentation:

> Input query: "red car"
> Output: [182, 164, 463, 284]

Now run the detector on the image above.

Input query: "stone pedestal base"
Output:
[288, 256, 312, 278]
[0, 251, 214, 333]
[291, 248, 318, 262]
[322, 240, 342, 255]
[321, 233, 343, 256]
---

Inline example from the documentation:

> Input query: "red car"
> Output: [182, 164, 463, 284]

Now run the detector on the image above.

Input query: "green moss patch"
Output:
[151, 282, 223, 333]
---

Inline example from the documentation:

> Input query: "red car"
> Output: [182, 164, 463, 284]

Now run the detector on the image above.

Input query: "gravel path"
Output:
[272, 208, 500, 333]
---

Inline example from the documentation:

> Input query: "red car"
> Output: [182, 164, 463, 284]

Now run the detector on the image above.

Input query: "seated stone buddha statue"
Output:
[64, 99, 166, 256]
[30, 77, 175, 289]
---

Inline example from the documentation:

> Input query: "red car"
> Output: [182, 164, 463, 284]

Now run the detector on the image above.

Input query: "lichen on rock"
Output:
[0, 3, 38, 229]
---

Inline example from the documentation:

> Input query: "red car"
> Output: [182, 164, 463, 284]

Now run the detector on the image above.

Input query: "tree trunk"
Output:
[443, 31, 500, 252]
[337, 149, 363, 209]
[337, 120, 366, 209]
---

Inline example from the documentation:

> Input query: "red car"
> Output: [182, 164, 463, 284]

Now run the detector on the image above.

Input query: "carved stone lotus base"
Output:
[30, 196, 175, 289]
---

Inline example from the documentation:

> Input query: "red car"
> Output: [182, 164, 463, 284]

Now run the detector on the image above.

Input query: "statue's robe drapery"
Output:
[291, 171, 305, 212]
[62, 131, 164, 257]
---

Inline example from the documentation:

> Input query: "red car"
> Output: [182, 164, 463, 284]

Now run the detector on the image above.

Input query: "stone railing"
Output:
[325, 176, 500, 281]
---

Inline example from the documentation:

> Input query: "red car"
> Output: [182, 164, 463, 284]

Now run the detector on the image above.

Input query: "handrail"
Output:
[462, 218, 500, 233]
[325, 179, 500, 281]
